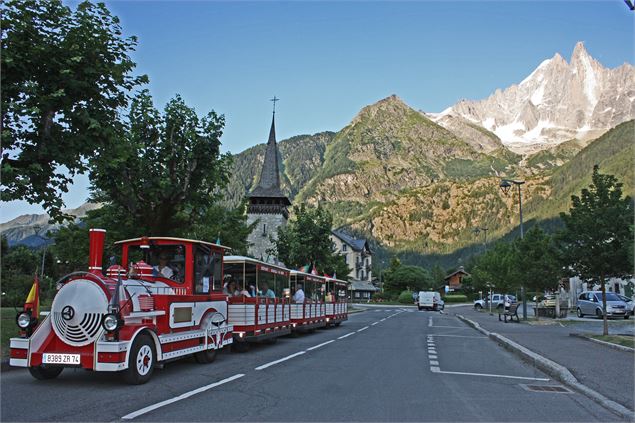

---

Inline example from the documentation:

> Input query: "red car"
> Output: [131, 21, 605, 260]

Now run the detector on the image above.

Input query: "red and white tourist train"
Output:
[10, 229, 349, 384]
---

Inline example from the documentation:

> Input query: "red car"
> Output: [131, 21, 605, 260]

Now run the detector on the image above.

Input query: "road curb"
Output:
[456, 314, 635, 421]
[569, 333, 635, 353]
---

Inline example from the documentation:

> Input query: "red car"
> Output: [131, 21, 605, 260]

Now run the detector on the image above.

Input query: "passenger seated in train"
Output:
[292, 284, 305, 303]
[325, 291, 333, 302]
[223, 279, 239, 296]
[260, 282, 276, 299]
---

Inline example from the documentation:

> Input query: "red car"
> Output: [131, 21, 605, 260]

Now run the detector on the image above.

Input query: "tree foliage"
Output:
[468, 241, 520, 294]
[558, 166, 634, 334]
[558, 165, 634, 280]
[1, 0, 146, 221]
[1, 242, 55, 307]
[271, 205, 348, 277]
[384, 264, 434, 294]
[514, 227, 561, 296]
[89, 90, 232, 236]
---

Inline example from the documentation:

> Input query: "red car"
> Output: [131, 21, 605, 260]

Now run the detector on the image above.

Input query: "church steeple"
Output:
[248, 99, 290, 205]
[246, 98, 291, 263]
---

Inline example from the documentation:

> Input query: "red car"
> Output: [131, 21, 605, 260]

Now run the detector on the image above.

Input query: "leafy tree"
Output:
[1, 0, 146, 221]
[271, 205, 348, 277]
[184, 202, 255, 256]
[384, 265, 434, 294]
[469, 241, 520, 295]
[514, 227, 561, 300]
[1, 244, 54, 307]
[431, 264, 446, 288]
[89, 90, 232, 235]
[558, 166, 634, 335]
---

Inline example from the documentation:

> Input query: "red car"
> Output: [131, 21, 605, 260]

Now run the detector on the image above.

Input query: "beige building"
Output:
[330, 229, 378, 300]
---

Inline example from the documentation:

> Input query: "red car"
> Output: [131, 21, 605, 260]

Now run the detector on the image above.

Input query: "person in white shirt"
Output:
[293, 284, 305, 303]
[154, 253, 174, 279]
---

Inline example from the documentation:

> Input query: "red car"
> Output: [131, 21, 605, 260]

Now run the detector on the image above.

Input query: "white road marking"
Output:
[428, 317, 433, 327]
[428, 334, 486, 338]
[380, 318, 386, 322]
[429, 355, 438, 359]
[430, 360, 439, 366]
[255, 352, 306, 370]
[357, 326, 369, 332]
[430, 366, 440, 372]
[428, 350, 436, 354]
[371, 322, 378, 326]
[431, 369, 550, 381]
[306, 340, 335, 351]
[338, 332, 356, 340]
[122, 374, 245, 420]
[428, 325, 470, 329]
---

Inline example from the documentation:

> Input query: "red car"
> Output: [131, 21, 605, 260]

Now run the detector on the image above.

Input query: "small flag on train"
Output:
[311, 263, 318, 275]
[24, 273, 40, 317]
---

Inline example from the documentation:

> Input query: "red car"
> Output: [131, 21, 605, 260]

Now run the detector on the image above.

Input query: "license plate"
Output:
[42, 353, 80, 365]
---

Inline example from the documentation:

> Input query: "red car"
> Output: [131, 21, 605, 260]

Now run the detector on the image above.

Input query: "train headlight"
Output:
[17, 312, 32, 329]
[102, 313, 120, 332]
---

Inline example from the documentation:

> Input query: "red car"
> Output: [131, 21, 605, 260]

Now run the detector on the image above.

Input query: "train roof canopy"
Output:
[114, 237, 232, 251]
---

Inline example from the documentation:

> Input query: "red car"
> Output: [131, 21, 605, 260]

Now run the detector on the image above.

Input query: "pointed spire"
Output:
[248, 101, 290, 205]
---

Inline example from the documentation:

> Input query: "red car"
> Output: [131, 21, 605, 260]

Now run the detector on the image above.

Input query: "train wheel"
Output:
[195, 347, 217, 364]
[123, 334, 155, 385]
[29, 365, 63, 380]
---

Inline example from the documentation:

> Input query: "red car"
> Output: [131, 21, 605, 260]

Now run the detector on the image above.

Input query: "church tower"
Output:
[246, 99, 291, 262]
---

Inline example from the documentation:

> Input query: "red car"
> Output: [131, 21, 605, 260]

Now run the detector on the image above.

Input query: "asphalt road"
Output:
[0, 307, 623, 422]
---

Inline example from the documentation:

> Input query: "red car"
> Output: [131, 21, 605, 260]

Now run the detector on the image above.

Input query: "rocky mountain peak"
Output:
[433, 42, 635, 151]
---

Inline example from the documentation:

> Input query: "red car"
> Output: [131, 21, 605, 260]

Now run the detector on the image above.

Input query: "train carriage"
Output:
[222, 255, 292, 348]
[289, 270, 327, 332]
[324, 277, 350, 326]
[10, 230, 233, 384]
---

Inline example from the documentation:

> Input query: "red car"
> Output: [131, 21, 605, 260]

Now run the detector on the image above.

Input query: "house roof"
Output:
[444, 266, 471, 280]
[331, 229, 370, 253]
[349, 281, 380, 291]
[248, 114, 291, 204]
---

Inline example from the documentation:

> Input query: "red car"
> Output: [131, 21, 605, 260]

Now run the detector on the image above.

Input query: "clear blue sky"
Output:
[2, 0, 633, 221]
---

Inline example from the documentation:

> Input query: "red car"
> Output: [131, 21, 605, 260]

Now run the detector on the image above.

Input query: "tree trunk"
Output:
[601, 274, 608, 336]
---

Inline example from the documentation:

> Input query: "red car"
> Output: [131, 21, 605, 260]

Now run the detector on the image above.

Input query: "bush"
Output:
[443, 294, 468, 303]
[398, 290, 415, 304]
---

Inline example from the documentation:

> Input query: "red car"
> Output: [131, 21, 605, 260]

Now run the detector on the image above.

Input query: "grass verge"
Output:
[588, 334, 635, 349]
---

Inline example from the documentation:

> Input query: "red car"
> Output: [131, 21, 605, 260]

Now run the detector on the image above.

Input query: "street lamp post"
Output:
[500, 179, 527, 319]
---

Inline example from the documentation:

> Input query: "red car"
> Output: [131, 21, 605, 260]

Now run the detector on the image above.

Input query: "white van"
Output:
[417, 291, 444, 311]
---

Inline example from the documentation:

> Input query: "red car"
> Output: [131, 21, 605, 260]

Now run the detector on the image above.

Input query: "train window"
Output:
[129, 244, 185, 283]
[194, 245, 222, 294]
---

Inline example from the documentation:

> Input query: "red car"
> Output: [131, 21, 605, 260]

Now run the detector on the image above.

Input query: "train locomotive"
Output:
[10, 229, 349, 384]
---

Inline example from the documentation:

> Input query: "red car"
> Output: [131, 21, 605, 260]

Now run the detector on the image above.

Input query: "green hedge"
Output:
[443, 294, 468, 303]
[398, 290, 415, 304]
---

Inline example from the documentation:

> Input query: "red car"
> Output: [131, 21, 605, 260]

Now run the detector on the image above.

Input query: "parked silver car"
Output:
[617, 294, 635, 316]
[576, 291, 630, 319]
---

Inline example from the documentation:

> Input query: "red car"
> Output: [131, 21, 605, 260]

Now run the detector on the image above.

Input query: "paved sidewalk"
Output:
[451, 305, 635, 412]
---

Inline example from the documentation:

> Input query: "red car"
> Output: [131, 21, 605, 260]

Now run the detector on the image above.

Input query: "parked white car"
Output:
[474, 294, 516, 310]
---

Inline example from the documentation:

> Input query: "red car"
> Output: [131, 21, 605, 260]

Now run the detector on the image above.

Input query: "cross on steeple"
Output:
[270, 96, 279, 114]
